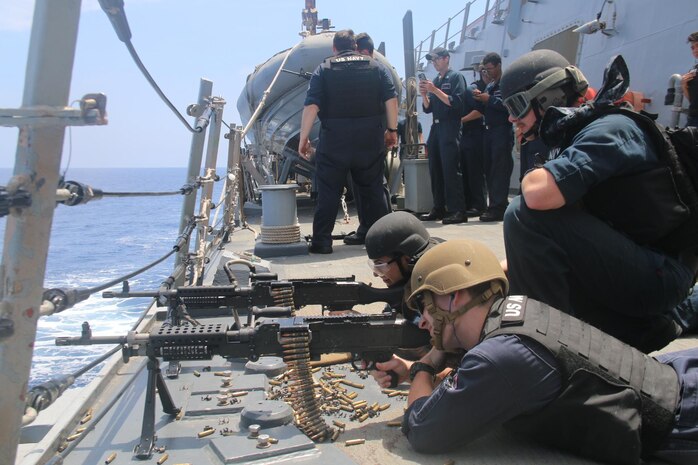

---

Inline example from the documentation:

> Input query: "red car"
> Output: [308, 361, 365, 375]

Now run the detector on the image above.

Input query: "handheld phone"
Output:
[418, 72, 427, 81]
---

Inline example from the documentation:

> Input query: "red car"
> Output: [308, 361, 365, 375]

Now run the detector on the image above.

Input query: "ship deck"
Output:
[18, 196, 698, 465]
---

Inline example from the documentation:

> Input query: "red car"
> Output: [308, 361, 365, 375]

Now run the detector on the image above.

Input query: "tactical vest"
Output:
[481, 296, 680, 465]
[541, 104, 698, 267]
[319, 52, 383, 120]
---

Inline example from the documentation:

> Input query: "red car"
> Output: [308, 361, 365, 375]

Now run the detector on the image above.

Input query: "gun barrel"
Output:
[102, 291, 161, 299]
[55, 332, 148, 346]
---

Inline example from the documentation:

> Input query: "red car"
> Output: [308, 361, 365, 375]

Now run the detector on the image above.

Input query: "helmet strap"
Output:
[393, 258, 410, 287]
[522, 99, 543, 140]
[423, 282, 505, 351]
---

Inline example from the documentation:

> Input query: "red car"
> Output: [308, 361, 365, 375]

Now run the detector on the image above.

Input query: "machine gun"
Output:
[102, 274, 405, 318]
[56, 311, 428, 458]
[56, 311, 428, 365]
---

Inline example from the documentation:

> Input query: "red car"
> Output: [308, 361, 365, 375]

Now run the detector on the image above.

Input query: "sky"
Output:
[0, 0, 474, 169]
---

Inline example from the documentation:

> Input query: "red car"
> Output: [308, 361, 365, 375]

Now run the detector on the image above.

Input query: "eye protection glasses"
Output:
[502, 68, 570, 119]
[367, 257, 398, 275]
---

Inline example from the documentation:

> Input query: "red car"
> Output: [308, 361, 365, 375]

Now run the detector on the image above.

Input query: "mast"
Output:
[0, 0, 82, 462]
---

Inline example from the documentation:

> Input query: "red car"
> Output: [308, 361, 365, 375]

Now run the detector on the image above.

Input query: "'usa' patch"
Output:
[501, 295, 526, 326]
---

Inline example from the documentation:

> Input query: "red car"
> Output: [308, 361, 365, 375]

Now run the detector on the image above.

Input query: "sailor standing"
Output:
[418, 47, 468, 225]
[299, 29, 398, 254]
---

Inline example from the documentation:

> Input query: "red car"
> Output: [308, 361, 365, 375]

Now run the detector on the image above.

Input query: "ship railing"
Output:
[174, 86, 258, 288]
[414, 0, 505, 70]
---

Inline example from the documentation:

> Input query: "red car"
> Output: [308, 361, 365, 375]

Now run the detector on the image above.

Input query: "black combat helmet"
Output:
[365, 211, 430, 260]
[500, 49, 588, 120]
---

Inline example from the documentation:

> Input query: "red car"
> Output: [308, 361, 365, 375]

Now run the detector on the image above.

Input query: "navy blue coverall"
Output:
[423, 69, 467, 215]
[479, 79, 513, 216]
[459, 83, 486, 213]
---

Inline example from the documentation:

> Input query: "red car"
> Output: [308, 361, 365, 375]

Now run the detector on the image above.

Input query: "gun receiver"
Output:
[102, 276, 404, 315]
[56, 312, 429, 366]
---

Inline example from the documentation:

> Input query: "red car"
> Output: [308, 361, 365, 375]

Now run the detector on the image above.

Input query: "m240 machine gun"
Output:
[56, 312, 428, 366]
[103, 274, 406, 318]
[57, 281, 428, 458]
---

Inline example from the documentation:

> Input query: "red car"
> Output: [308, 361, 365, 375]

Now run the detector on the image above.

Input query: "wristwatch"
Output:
[387, 127, 398, 133]
[409, 361, 436, 382]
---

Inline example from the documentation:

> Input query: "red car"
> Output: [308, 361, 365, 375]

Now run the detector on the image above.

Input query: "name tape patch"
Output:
[501, 295, 526, 326]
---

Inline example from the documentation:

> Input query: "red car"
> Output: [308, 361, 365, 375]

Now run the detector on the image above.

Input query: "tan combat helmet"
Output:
[408, 239, 508, 350]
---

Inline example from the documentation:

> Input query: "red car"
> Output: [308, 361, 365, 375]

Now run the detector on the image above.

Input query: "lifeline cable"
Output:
[100, 190, 184, 197]
[99, 0, 204, 133]
[41, 219, 197, 315]
[76, 219, 197, 299]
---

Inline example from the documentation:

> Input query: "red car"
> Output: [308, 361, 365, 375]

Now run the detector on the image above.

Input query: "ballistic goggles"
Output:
[502, 67, 584, 120]
[367, 257, 398, 275]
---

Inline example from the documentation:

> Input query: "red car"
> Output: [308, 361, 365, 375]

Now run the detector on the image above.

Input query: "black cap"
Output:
[426, 47, 449, 61]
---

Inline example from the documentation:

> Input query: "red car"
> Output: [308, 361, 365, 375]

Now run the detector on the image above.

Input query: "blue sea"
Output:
[0, 167, 212, 388]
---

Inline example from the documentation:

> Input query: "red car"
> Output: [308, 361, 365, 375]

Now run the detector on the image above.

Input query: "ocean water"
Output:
[0, 167, 212, 388]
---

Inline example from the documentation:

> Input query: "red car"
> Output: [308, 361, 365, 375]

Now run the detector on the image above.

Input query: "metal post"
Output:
[174, 79, 212, 286]
[429, 30, 436, 54]
[193, 100, 225, 285]
[444, 17, 451, 48]
[0, 1, 81, 463]
[403, 11, 416, 80]
[223, 128, 243, 229]
[416, 41, 423, 70]
[668, 74, 685, 128]
[460, 2, 472, 43]
[483, 0, 491, 31]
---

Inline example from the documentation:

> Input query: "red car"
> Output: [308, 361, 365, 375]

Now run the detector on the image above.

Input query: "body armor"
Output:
[319, 52, 383, 120]
[481, 296, 680, 465]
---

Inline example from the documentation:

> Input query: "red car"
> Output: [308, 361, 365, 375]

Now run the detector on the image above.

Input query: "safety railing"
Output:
[413, 0, 507, 69]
